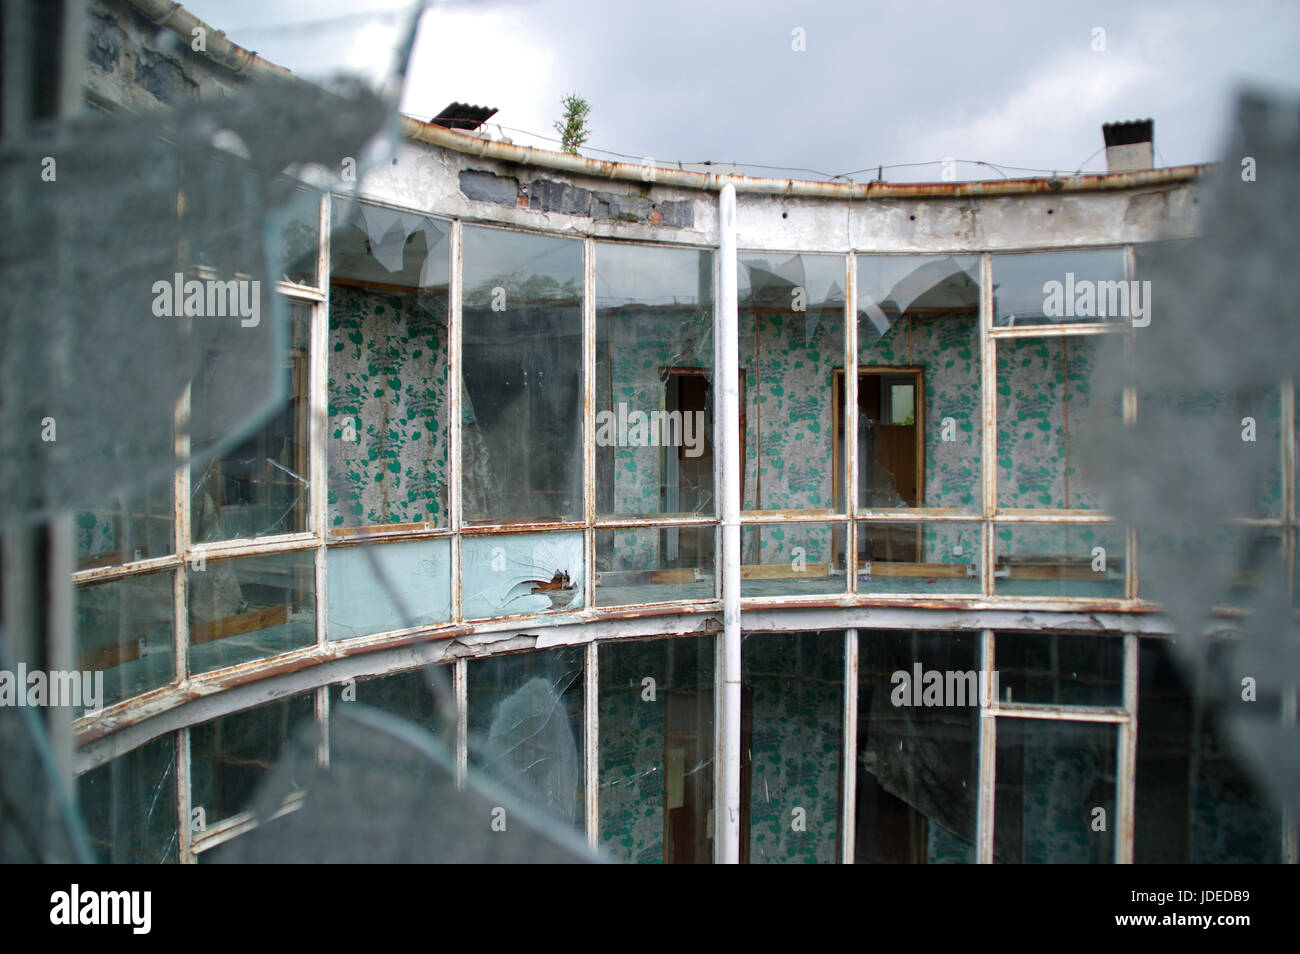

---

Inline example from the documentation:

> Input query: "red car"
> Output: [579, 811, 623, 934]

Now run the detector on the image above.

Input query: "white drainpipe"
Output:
[717, 183, 742, 863]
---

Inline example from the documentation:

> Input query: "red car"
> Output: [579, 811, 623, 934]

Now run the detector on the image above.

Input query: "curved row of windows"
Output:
[79, 630, 1284, 863]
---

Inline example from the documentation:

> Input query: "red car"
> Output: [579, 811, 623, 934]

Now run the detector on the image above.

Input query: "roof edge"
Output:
[401, 115, 1212, 198]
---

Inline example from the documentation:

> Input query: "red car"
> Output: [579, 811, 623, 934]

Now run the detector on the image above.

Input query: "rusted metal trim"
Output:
[989, 322, 1131, 339]
[461, 521, 589, 535]
[454, 658, 467, 790]
[981, 255, 996, 599]
[740, 508, 838, 521]
[1116, 633, 1138, 863]
[846, 252, 859, 596]
[449, 219, 464, 623]
[990, 702, 1130, 723]
[173, 385, 191, 685]
[177, 728, 194, 864]
[191, 791, 307, 855]
[188, 533, 318, 560]
[73, 554, 181, 586]
[717, 183, 742, 865]
[275, 281, 325, 303]
[400, 114, 1210, 200]
[593, 515, 720, 529]
[977, 629, 996, 863]
[840, 628, 858, 863]
[584, 641, 598, 849]
[993, 510, 1119, 523]
[327, 524, 455, 544]
[583, 237, 597, 613]
[855, 511, 983, 524]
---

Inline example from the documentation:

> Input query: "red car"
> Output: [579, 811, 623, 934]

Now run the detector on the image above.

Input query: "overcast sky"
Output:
[182, 0, 1300, 182]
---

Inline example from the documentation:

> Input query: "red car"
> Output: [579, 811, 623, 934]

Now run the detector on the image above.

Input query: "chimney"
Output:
[1102, 119, 1154, 173]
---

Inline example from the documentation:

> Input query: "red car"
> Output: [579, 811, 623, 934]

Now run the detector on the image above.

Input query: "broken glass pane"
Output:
[744, 632, 843, 864]
[76, 570, 175, 709]
[599, 635, 715, 863]
[596, 242, 713, 518]
[856, 630, 979, 863]
[187, 549, 316, 675]
[461, 532, 584, 620]
[2, 18, 413, 532]
[740, 252, 844, 512]
[468, 647, 584, 831]
[992, 249, 1130, 326]
[741, 522, 844, 597]
[595, 527, 715, 607]
[858, 256, 981, 515]
[326, 538, 450, 639]
[462, 226, 584, 523]
[192, 302, 311, 543]
[328, 202, 451, 533]
[79, 733, 177, 864]
[190, 691, 316, 828]
[207, 704, 594, 863]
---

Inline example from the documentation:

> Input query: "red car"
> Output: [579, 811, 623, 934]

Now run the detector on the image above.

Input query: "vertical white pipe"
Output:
[717, 183, 741, 863]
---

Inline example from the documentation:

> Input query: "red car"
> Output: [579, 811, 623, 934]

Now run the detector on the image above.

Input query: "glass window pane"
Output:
[192, 301, 311, 542]
[997, 335, 1123, 510]
[858, 255, 981, 514]
[79, 734, 177, 864]
[77, 570, 175, 709]
[857, 521, 982, 595]
[741, 522, 844, 597]
[190, 691, 316, 824]
[744, 632, 843, 863]
[856, 630, 979, 863]
[276, 189, 321, 287]
[326, 538, 451, 639]
[76, 476, 174, 569]
[599, 635, 714, 863]
[993, 522, 1125, 598]
[994, 719, 1116, 863]
[996, 632, 1123, 706]
[992, 249, 1130, 326]
[462, 227, 584, 523]
[468, 647, 584, 832]
[188, 550, 316, 675]
[461, 532, 584, 620]
[596, 243, 713, 518]
[328, 666, 451, 743]
[740, 252, 844, 512]
[328, 202, 451, 533]
[595, 527, 714, 606]
[1135, 638, 1281, 862]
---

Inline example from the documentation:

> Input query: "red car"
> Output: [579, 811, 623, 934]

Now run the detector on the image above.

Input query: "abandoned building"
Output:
[18, 0, 1294, 864]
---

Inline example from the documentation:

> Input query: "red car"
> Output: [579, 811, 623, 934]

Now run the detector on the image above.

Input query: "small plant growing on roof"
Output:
[553, 92, 592, 155]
